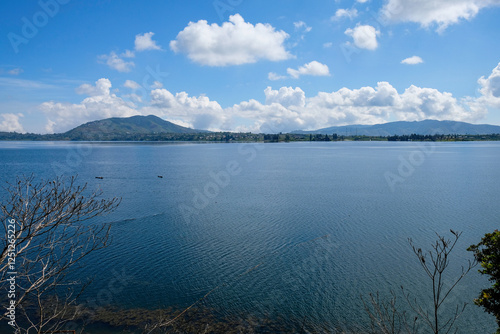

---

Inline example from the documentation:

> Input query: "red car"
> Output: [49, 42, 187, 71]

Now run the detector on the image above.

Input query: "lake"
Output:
[0, 141, 499, 333]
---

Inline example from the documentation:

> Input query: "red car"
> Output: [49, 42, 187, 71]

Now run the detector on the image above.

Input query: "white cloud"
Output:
[43, 80, 485, 134]
[76, 78, 113, 96]
[397, 85, 476, 121]
[8, 68, 23, 75]
[0, 113, 24, 133]
[268, 72, 287, 81]
[474, 61, 500, 111]
[265, 86, 306, 107]
[231, 81, 484, 133]
[135, 32, 162, 51]
[479, 62, 500, 100]
[401, 56, 424, 65]
[149, 89, 225, 130]
[39, 63, 500, 134]
[98, 31, 160, 73]
[39, 78, 227, 133]
[310, 82, 400, 109]
[332, 9, 358, 20]
[226, 99, 305, 134]
[98, 51, 135, 72]
[124, 80, 141, 90]
[42, 78, 138, 133]
[323, 42, 333, 48]
[345, 25, 380, 50]
[357, 0, 370, 3]
[294, 21, 312, 32]
[381, 0, 500, 33]
[169, 14, 292, 66]
[287, 61, 331, 79]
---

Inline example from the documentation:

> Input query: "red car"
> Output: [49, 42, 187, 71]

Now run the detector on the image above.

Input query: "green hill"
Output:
[64, 115, 207, 140]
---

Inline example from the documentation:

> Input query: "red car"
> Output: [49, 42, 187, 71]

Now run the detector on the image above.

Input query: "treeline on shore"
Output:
[1, 131, 500, 142]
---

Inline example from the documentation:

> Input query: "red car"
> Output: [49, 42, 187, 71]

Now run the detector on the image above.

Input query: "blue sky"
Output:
[1, 0, 500, 133]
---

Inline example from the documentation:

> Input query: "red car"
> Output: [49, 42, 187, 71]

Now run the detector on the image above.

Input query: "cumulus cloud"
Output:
[265, 86, 306, 108]
[169, 14, 292, 66]
[42, 79, 486, 134]
[332, 9, 358, 20]
[40, 78, 228, 133]
[345, 25, 380, 50]
[287, 61, 331, 79]
[98, 51, 135, 72]
[76, 78, 113, 96]
[401, 56, 424, 65]
[135, 32, 162, 51]
[396, 85, 475, 121]
[42, 78, 138, 133]
[0, 113, 24, 133]
[226, 98, 305, 133]
[474, 61, 500, 112]
[226, 80, 485, 133]
[479, 62, 500, 100]
[149, 89, 225, 130]
[381, 0, 500, 33]
[38, 63, 500, 134]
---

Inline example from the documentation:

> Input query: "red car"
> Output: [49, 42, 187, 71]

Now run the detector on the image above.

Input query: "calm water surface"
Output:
[0, 141, 499, 332]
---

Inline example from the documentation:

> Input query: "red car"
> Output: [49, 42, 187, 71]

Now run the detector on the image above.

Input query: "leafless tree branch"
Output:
[0, 175, 120, 333]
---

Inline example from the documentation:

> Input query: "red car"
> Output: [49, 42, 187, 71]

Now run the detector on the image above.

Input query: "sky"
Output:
[1, 0, 500, 134]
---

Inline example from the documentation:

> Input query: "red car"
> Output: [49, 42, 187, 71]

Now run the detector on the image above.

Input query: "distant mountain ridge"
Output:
[1, 117, 500, 141]
[293, 120, 500, 136]
[64, 115, 207, 140]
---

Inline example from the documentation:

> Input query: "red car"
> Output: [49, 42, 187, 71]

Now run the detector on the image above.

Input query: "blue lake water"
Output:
[0, 141, 499, 332]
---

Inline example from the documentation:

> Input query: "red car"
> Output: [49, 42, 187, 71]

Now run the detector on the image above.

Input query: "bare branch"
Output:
[0, 175, 120, 333]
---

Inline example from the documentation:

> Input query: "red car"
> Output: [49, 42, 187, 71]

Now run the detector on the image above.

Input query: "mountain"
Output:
[64, 115, 207, 140]
[293, 120, 500, 136]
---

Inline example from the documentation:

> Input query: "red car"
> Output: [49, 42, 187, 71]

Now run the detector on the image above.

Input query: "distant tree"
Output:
[0, 175, 120, 333]
[468, 230, 500, 333]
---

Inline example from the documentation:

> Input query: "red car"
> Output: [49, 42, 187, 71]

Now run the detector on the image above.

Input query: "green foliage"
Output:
[468, 230, 500, 330]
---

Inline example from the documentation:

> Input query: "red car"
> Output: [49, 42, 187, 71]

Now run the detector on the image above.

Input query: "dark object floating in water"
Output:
[158, 175, 163, 178]
[95, 176, 104, 179]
